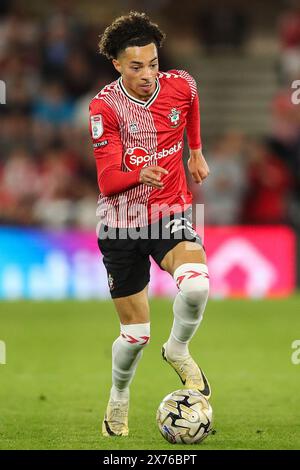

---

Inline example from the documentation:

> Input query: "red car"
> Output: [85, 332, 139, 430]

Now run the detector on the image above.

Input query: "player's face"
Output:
[113, 43, 159, 101]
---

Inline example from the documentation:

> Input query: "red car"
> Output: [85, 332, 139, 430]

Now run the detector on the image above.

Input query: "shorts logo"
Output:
[123, 141, 182, 171]
[165, 219, 186, 234]
[168, 108, 181, 128]
[165, 217, 198, 238]
[108, 273, 114, 291]
[91, 114, 103, 139]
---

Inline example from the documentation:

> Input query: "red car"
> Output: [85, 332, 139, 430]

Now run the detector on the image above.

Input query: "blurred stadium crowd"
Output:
[0, 0, 300, 229]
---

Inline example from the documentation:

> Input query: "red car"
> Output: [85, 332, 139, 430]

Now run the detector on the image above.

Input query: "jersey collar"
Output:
[118, 77, 160, 109]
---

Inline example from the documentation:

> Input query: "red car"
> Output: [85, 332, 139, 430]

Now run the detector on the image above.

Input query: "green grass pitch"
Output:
[0, 297, 300, 450]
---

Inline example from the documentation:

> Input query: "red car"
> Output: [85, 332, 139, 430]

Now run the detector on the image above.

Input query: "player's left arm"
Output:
[186, 90, 210, 185]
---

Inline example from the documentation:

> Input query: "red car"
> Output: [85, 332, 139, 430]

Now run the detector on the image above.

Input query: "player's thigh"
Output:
[113, 284, 150, 324]
[160, 241, 206, 276]
[98, 228, 151, 300]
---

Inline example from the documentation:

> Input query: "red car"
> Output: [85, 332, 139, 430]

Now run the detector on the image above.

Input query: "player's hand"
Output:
[139, 166, 169, 189]
[188, 150, 210, 184]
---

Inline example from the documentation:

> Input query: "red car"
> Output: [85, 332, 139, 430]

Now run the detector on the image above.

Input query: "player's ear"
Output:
[112, 59, 121, 74]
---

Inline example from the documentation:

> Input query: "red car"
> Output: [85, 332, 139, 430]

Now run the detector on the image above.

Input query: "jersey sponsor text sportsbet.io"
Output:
[124, 141, 183, 171]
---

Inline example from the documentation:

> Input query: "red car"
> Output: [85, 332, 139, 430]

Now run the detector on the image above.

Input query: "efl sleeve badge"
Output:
[91, 114, 104, 139]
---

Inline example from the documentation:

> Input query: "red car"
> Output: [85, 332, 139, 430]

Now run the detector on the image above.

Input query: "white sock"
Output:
[110, 322, 150, 402]
[166, 263, 209, 361]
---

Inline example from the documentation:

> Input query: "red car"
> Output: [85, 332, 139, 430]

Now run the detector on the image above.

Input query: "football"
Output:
[156, 389, 213, 444]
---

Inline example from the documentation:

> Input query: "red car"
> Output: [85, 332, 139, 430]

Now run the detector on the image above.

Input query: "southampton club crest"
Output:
[168, 108, 181, 128]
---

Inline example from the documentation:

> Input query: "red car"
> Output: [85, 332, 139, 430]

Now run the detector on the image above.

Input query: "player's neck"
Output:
[121, 78, 155, 102]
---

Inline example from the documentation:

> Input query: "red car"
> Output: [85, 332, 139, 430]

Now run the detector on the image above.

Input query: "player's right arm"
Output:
[185, 90, 209, 184]
[89, 99, 168, 196]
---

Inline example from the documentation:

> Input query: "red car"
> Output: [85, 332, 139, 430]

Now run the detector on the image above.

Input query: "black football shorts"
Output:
[97, 208, 203, 298]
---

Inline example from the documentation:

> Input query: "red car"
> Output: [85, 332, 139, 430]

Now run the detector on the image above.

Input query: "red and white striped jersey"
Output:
[89, 70, 202, 227]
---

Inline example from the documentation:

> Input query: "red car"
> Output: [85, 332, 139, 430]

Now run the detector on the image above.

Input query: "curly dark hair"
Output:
[99, 11, 166, 60]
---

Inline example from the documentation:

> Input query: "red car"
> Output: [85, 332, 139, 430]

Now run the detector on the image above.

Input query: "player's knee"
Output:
[173, 263, 209, 306]
[182, 279, 209, 307]
[120, 322, 151, 349]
